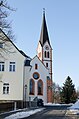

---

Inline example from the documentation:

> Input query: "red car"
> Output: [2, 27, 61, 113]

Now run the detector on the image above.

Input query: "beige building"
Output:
[0, 29, 29, 101]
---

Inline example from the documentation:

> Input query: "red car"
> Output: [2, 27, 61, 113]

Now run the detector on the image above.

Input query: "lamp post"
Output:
[24, 84, 27, 108]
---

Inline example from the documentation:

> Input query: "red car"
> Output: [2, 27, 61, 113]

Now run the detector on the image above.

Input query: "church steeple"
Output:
[37, 10, 53, 103]
[39, 9, 51, 47]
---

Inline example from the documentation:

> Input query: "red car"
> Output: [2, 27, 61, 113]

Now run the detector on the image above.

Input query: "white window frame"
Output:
[0, 43, 3, 48]
[9, 62, 15, 72]
[3, 83, 9, 94]
[0, 62, 5, 71]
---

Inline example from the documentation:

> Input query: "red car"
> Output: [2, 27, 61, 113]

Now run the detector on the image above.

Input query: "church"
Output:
[0, 11, 53, 103]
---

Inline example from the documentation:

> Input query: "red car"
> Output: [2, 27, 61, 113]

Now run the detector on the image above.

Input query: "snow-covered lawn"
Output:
[66, 109, 79, 115]
[44, 103, 72, 106]
[44, 103, 61, 106]
[4, 108, 44, 119]
[66, 100, 79, 115]
[44, 103, 66, 106]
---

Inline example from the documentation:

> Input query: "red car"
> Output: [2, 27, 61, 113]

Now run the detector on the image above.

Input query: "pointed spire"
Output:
[43, 8, 45, 15]
[39, 9, 51, 47]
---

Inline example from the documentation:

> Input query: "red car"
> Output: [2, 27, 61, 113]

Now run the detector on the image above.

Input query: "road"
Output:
[22, 105, 76, 119]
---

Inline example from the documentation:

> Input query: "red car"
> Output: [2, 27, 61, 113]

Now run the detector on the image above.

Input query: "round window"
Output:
[45, 45, 49, 50]
[33, 72, 39, 80]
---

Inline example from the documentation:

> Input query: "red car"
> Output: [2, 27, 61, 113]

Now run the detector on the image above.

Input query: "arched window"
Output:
[35, 64, 38, 69]
[44, 51, 50, 58]
[47, 51, 49, 58]
[46, 63, 48, 67]
[29, 79, 35, 95]
[37, 80, 43, 95]
[44, 51, 46, 58]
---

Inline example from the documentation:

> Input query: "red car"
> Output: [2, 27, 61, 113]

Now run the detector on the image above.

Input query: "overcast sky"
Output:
[8, 0, 79, 89]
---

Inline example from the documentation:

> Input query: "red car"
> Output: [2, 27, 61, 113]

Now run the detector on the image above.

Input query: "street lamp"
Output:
[24, 84, 27, 101]
[24, 84, 27, 108]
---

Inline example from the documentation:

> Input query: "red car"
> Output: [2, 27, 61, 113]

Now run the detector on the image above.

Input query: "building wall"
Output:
[42, 42, 53, 103]
[24, 56, 49, 103]
[0, 41, 26, 101]
[37, 42, 42, 61]
[42, 42, 51, 70]
[24, 66, 31, 101]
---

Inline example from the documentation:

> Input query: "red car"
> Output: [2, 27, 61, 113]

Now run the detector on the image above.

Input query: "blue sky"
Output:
[8, 0, 79, 89]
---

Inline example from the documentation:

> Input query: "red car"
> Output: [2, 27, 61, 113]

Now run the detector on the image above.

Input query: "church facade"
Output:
[0, 12, 53, 103]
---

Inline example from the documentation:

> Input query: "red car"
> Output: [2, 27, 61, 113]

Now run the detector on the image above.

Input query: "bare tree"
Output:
[0, 0, 15, 38]
[52, 82, 61, 103]
[0, 0, 15, 59]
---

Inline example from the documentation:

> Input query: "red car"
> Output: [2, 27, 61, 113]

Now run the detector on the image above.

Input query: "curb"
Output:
[0, 107, 39, 118]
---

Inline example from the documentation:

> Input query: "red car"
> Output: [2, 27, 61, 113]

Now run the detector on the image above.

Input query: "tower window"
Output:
[47, 52, 49, 58]
[44, 51, 50, 58]
[44, 51, 46, 58]
[46, 63, 48, 67]
[35, 64, 38, 69]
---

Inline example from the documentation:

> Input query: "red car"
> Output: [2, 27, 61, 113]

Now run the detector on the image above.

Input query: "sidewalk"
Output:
[0, 107, 44, 119]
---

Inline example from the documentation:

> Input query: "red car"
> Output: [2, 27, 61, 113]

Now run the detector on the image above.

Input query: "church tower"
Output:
[37, 10, 53, 103]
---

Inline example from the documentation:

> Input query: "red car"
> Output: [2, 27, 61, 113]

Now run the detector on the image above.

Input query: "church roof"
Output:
[39, 11, 51, 47]
[31, 55, 49, 70]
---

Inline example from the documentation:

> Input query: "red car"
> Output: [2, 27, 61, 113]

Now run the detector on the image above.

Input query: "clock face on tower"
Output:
[33, 72, 40, 80]
[45, 45, 49, 50]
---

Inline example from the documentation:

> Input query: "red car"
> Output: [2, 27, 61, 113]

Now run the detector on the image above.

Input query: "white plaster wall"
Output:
[29, 56, 49, 103]
[24, 66, 31, 101]
[43, 41, 52, 73]
[0, 41, 26, 101]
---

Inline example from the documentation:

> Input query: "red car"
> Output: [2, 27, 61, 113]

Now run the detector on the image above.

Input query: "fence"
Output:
[0, 101, 37, 113]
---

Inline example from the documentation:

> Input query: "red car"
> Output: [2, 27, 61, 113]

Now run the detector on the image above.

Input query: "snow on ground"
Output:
[5, 108, 45, 119]
[66, 100, 79, 115]
[44, 103, 61, 106]
[0, 108, 28, 115]
[66, 109, 79, 115]
[44, 103, 72, 106]
[68, 100, 79, 110]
